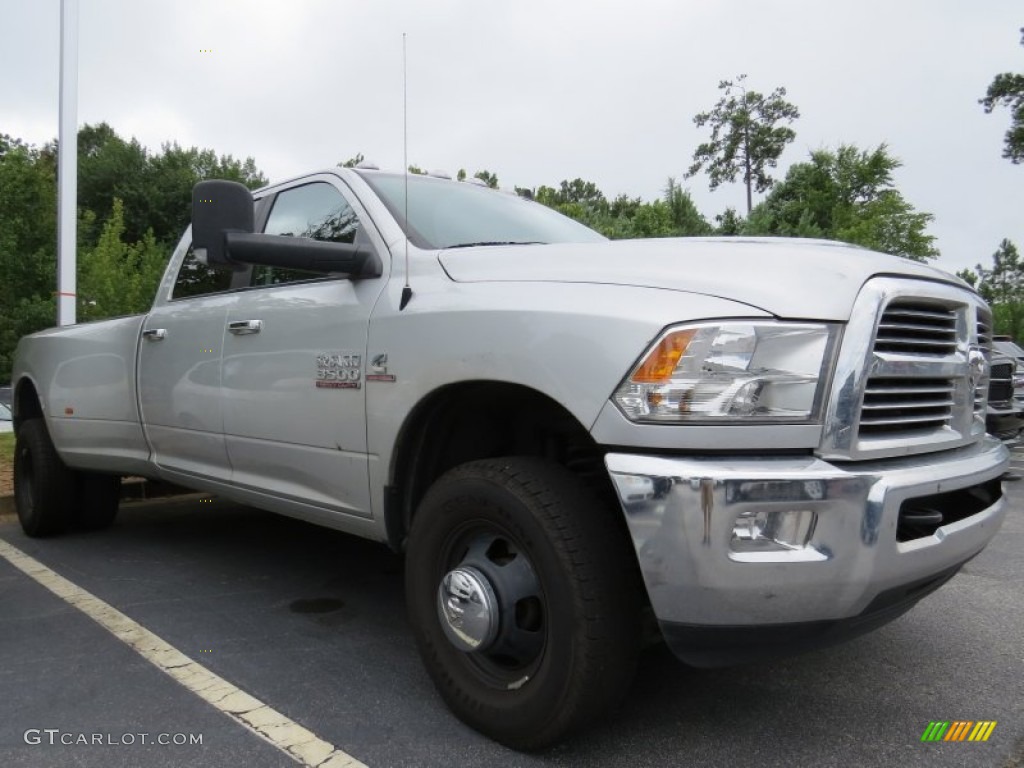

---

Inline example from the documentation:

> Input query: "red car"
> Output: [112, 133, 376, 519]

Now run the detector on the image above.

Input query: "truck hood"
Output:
[438, 237, 969, 321]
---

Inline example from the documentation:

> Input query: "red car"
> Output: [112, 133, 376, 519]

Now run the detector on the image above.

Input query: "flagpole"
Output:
[57, 0, 79, 326]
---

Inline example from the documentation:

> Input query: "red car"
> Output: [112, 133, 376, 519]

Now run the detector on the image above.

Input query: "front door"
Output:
[221, 176, 388, 517]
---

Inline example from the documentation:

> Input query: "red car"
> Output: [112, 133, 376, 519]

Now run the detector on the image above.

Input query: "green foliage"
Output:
[744, 144, 938, 261]
[686, 74, 800, 213]
[74, 123, 266, 247]
[339, 152, 365, 168]
[0, 136, 58, 380]
[955, 268, 978, 287]
[531, 176, 710, 239]
[0, 124, 267, 381]
[715, 207, 744, 235]
[980, 28, 1024, 163]
[473, 170, 499, 188]
[971, 239, 1024, 339]
[78, 199, 167, 322]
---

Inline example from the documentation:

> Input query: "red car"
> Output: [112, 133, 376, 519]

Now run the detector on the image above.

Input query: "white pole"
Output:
[57, 0, 79, 326]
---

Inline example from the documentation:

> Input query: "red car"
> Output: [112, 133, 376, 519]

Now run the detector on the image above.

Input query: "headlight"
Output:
[612, 321, 839, 424]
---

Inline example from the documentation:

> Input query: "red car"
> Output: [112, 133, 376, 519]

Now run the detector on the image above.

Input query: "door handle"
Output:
[228, 319, 263, 335]
[142, 328, 166, 341]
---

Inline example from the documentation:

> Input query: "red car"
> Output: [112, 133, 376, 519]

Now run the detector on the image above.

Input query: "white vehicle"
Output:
[10, 169, 1009, 749]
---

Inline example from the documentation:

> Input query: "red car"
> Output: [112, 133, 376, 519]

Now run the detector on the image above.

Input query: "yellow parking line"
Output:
[0, 538, 367, 768]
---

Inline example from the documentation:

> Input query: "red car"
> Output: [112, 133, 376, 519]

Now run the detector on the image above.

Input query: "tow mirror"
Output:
[192, 180, 254, 270]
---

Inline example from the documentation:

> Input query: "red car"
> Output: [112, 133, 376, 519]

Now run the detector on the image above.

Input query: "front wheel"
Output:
[405, 457, 640, 750]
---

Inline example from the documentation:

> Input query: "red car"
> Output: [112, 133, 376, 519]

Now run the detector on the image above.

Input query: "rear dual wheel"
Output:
[14, 418, 121, 537]
[406, 457, 640, 750]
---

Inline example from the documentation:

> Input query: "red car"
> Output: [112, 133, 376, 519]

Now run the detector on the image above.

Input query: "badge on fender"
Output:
[316, 352, 361, 389]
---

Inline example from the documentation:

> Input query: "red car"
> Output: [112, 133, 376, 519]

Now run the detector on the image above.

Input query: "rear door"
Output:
[137, 240, 240, 479]
[221, 175, 388, 517]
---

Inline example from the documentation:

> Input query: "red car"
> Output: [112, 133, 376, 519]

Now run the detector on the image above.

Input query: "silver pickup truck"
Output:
[10, 168, 1009, 749]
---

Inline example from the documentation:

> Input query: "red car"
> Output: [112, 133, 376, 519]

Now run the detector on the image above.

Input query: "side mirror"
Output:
[226, 234, 380, 277]
[192, 180, 254, 270]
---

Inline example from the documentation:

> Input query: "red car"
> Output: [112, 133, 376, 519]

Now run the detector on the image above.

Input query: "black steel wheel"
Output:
[14, 418, 76, 537]
[406, 457, 640, 750]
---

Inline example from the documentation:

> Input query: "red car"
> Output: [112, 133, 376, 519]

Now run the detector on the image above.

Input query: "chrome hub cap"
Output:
[438, 566, 499, 652]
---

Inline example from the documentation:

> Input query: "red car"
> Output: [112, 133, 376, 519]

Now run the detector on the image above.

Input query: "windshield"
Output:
[355, 171, 606, 250]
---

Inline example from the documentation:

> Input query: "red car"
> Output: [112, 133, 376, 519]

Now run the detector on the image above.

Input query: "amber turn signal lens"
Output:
[631, 329, 696, 383]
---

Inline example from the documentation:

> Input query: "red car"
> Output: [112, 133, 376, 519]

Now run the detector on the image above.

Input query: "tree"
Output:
[339, 152, 365, 168]
[715, 207, 744, 235]
[534, 179, 611, 233]
[663, 178, 712, 236]
[144, 142, 266, 247]
[76, 123, 266, 247]
[970, 239, 1024, 339]
[686, 74, 800, 214]
[0, 125, 268, 381]
[744, 144, 939, 261]
[0, 138, 58, 380]
[980, 28, 1024, 163]
[473, 170, 498, 188]
[78, 199, 166, 322]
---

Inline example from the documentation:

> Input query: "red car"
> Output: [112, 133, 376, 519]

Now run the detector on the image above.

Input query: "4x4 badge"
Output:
[367, 352, 397, 383]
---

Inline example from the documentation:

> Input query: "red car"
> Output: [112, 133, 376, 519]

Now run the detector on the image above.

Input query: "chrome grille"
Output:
[859, 378, 955, 436]
[819, 280, 995, 462]
[988, 360, 1013, 405]
[975, 312, 994, 417]
[859, 300, 961, 440]
[874, 302, 957, 356]
[820, 277, 992, 462]
[977, 315, 992, 349]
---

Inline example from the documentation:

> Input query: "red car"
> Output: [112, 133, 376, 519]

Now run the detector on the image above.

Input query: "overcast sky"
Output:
[1, 0, 1021, 277]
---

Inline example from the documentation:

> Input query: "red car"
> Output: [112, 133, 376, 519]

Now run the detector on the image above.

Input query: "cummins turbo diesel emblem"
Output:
[316, 352, 361, 389]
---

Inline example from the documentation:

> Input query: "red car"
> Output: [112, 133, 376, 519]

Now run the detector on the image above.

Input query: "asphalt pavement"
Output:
[1, 466, 1022, 768]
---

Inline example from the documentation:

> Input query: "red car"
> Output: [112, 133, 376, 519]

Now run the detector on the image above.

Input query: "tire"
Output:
[405, 457, 640, 750]
[14, 418, 76, 537]
[75, 474, 121, 531]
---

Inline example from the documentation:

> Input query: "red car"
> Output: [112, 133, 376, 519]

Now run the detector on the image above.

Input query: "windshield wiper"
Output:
[443, 241, 547, 249]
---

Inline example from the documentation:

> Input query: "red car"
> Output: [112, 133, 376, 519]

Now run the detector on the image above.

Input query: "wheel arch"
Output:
[13, 376, 44, 434]
[384, 380, 612, 551]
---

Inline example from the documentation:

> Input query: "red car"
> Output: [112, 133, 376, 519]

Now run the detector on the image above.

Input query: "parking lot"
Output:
[1, 463, 1022, 768]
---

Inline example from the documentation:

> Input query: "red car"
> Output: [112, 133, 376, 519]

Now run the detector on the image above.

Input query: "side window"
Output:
[252, 182, 361, 287]
[172, 246, 234, 299]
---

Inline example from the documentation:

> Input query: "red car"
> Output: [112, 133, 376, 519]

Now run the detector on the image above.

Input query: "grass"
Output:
[0, 432, 13, 498]
[0, 432, 13, 467]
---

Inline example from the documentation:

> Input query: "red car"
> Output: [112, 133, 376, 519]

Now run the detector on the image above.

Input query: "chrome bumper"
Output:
[606, 437, 1008, 633]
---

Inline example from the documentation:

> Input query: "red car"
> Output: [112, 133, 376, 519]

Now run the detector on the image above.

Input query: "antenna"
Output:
[399, 32, 413, 311]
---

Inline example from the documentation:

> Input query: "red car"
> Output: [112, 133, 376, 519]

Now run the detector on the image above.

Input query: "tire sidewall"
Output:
[14, 419, 73, 537]
[407, 470, 589, 744]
